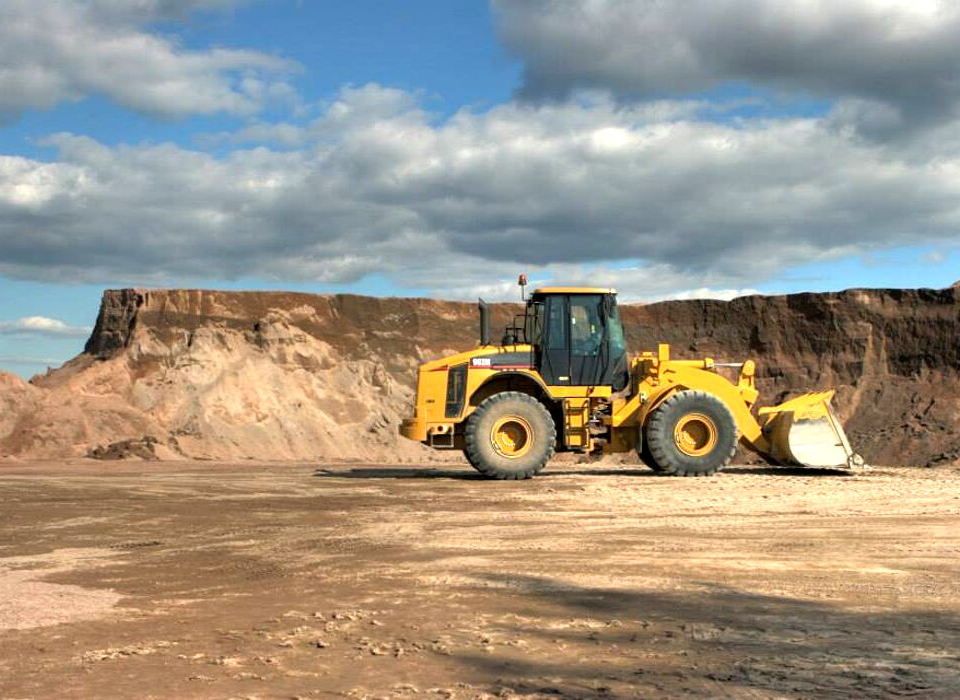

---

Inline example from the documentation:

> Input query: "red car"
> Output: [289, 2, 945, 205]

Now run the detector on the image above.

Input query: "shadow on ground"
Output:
[312, 466, 662, 480]
[723, 466, 854, 476]
[443, 572, 960, 699]
[313, 464, 854, 480]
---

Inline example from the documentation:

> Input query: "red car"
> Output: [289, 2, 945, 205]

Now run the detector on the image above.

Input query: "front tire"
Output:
[464, 392, 556, 479]
[646, 390, 738, 476]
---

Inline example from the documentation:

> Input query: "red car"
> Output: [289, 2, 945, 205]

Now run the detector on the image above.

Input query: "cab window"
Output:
[545, 296, 567, 350]
[569, 295, 603, 356]
[607, 300, 626, 356]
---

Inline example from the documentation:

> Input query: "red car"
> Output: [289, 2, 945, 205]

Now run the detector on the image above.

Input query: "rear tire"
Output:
[646, 390, 738, 476]
[464, 392, 556, 480]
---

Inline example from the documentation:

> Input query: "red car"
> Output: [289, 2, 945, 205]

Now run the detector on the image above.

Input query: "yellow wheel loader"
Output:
[400, 280, 862, 479]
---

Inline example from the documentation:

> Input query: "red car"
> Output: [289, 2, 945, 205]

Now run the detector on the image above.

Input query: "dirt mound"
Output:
[4, 290, 465, 463]
[0, 372, 40, 453]
[2, 286, 958, 466]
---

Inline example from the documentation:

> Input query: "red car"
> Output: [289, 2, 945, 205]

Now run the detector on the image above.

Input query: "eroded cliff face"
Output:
[11, 290, 482, 462]
[2, 287, 958, 466]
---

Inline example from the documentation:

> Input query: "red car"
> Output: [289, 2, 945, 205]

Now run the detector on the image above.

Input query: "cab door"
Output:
[537, 293, 571, 386]
[568, 294, 606, 386]
[535, 293, 629, 390]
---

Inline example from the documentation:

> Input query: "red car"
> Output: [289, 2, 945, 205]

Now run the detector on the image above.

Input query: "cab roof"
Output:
[532, 286, 617, 295]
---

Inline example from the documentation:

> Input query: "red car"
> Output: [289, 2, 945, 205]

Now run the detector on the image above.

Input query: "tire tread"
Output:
[646, 390, 738, 477]
[464, 391, 556, 480]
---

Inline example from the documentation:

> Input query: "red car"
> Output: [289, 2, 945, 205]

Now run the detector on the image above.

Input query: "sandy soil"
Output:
[1, 460, 959, 699]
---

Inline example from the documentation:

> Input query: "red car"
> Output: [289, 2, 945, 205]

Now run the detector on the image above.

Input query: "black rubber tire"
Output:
[464, 392, 556, 480]
[463, 447, 482, 471]
[637, 432, 666, 472]
[645, 390, 738, 476]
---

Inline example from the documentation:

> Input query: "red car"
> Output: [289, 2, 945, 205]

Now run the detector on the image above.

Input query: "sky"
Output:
[1, 0, 960, 378]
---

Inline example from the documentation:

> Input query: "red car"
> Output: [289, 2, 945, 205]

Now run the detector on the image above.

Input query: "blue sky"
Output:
[1, 0, 959, 378]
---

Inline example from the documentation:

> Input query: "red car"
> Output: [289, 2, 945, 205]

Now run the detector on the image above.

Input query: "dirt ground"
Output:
[1, 461, 959, 699]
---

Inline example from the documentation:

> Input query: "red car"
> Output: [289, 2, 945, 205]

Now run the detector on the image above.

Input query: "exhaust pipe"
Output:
[478, 298, 490, 345]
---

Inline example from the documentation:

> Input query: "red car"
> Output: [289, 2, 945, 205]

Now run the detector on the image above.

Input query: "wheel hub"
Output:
[491, 415, 534, 459]
[674, 413, 718, 457]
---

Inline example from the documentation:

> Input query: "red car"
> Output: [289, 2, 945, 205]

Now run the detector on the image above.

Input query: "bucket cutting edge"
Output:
[759, 391, 864, 469]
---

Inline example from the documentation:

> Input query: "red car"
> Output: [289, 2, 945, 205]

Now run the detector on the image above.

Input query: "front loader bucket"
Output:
[758, 391, 864, 469]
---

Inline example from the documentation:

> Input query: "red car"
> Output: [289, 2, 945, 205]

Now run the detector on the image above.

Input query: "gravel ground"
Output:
[1, 460, 959, 699]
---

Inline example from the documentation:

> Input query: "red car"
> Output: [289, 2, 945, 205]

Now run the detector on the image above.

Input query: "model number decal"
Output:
[471, 357, 492, 368]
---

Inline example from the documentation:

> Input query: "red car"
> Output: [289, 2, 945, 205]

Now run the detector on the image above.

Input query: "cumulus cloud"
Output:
[2, 84, 960, 300]
[494, 0, 960, 135]
[0, 316, 91, 338]
[0, 0, 297, 120]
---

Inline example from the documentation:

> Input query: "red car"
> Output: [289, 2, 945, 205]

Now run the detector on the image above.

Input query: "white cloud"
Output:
[2, 85, 960, 300]
[0, 317, 91, 338]
[197, 84, 427, 147]
[0, 355, 63, 367]
[0, 0, 298, 119]
[494, 0, 960, 136]
[417, 262, 763, 304]
[652, 288, 761, 303]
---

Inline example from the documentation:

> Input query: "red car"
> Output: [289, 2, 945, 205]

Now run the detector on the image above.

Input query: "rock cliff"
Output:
[1, 286, 957, 466]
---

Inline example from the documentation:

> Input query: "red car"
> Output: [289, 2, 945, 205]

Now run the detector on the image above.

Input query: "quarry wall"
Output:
[1, 286, 957, 466]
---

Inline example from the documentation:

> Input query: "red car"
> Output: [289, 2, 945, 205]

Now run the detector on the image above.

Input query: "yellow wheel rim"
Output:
[673, 413, 718, 457]
[491, 415, 534, 459]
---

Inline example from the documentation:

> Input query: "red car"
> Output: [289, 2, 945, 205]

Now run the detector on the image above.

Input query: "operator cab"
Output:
[528, 286, 630, 391]
[477, 279, 631, 391]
